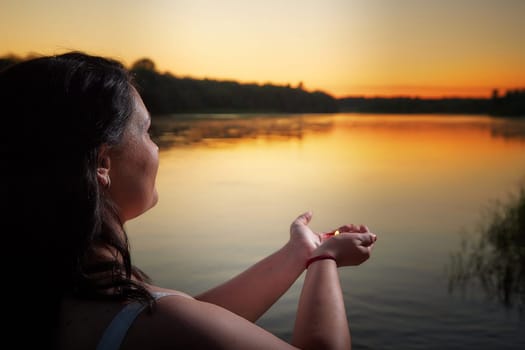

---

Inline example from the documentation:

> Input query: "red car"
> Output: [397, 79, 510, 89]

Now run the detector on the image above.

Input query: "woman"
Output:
[0, 51, 377, 349]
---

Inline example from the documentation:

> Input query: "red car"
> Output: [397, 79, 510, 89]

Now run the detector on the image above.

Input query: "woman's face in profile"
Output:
[107, 88, 160, 222]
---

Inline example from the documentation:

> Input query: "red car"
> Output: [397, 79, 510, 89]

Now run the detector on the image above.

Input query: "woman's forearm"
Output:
[195, 241, 307, 322]
[292, 259, 351, 350]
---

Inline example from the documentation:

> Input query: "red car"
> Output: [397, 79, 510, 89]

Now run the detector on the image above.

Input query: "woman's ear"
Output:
[97, 145, 112, 188]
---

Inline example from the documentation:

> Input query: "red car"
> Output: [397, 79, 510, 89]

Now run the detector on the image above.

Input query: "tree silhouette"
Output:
[131, 58, 156, 71]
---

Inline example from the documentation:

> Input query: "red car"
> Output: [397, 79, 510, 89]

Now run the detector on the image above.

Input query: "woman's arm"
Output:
[143, 215, 376, 350]
[292, 259, 350, 349]
[194, 212, 318, 322]
[292, 227, 377, 349]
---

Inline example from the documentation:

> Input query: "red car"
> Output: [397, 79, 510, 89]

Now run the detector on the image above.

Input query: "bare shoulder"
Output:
[122, 293, 299, 350]
[145, 284, 193, 299]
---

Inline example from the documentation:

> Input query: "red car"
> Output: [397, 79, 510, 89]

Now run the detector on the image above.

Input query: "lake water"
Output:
[126, 113, 525, 349]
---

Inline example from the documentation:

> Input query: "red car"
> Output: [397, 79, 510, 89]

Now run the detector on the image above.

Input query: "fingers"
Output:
[355, 234, 377, 264]
[358, 233, 377, 247]
[357, 245, 372, 263]
[338, 224, 370, 233]
[338, 224, 356, 233]
[292, 211, 312, 227]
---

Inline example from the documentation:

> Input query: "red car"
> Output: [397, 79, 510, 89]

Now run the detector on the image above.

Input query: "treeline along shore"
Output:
[129, 58, 338, 114]
[1, 54, 523, 117]
[339, 91, 525, 117]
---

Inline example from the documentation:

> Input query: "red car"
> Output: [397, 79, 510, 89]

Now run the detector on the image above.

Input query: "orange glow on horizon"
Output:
[331, 85, 521, 99]
[1, 0, 524, 100]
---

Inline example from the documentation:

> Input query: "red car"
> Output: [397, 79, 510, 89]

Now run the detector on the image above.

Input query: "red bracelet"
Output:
[305, 254, 336, 269]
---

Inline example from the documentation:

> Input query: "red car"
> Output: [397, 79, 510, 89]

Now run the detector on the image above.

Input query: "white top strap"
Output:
[96, 292, 176, 350]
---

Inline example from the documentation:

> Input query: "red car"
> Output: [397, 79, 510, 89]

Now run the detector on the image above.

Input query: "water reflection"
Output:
[447, 184, 525, 315]
[150, 114, 525, 150]
[331, 115, 525, 142]
[489, 117, 525, 142]
[150, 114, 335, 149]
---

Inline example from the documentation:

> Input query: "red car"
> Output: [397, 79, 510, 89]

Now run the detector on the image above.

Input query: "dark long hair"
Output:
[0, 52, 154, 348]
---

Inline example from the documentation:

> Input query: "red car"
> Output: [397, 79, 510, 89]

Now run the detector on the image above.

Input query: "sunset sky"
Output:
[1, 0, 524, 98]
